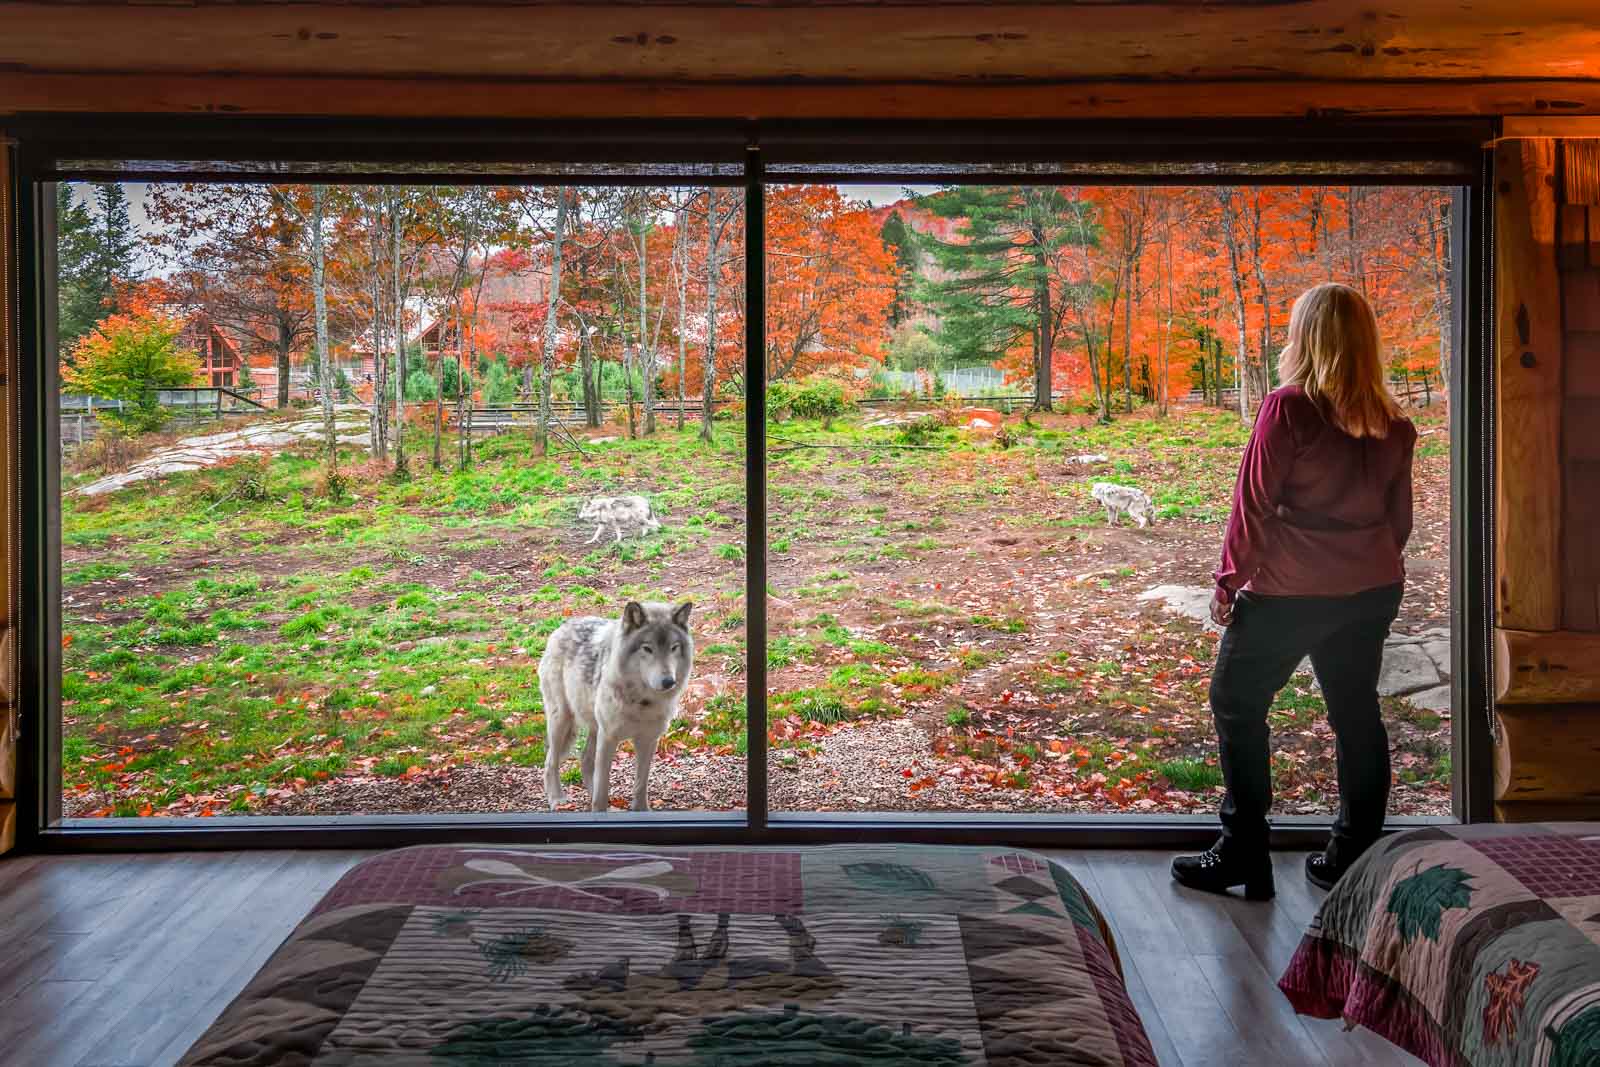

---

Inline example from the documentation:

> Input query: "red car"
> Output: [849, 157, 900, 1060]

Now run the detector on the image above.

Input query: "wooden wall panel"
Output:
[1497, 629, 1600, 704]
[1495, 138, 1564, 632]
[1496, 705, 1600, 815]
[1497, 131, 1600, 820]
[1561, 159, 1600, 634]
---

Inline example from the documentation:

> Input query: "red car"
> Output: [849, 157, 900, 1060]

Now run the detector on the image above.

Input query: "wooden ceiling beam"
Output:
[4, 73, 1599, 120]
[1, 1, 1598, 85]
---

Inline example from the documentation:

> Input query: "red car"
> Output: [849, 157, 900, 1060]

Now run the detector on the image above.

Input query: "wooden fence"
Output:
[1175, 371, 1443, 411]
[463, 398, 718, 436]
[60, 388, 269, 452]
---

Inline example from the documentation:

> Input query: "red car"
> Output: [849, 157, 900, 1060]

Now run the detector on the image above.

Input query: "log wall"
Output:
[1494, 130, 1600, 820]
[1, 2, 1598, 832]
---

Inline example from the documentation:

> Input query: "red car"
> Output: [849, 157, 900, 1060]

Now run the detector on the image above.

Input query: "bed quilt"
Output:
[181, 842, 1157, 1066]
[1280, 822, 1600, 1067]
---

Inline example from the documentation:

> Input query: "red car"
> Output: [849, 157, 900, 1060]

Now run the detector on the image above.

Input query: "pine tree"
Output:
[879, 210, 920, 327]
[916, 186, 1094, 410]
[89, 184, 138, 307]
[55, 185, 100, 359]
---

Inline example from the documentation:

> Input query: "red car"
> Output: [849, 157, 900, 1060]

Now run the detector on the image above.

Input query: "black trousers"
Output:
[1210, 583, 1404, 860]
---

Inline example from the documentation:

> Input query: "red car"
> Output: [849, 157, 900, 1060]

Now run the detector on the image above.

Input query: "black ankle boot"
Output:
[1305, 851, 1345, 891]
[1171, 840, 1275, 900]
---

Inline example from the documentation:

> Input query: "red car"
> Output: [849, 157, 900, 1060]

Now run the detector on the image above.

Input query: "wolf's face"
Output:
[620, 601, 694, 694]
[579, 498, 606, 522]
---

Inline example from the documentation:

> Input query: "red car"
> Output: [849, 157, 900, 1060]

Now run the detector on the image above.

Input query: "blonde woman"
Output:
[1171, 283, 1417, 901]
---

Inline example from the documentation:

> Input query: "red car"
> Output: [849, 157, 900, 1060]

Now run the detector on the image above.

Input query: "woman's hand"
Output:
[1210, 589, 1236, 627]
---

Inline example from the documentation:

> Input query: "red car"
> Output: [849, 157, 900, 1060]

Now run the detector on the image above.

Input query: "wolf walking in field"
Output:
[540, 600, 694, 812]
[1092, 482, 1156, 529]
[580, 495, 661, 545]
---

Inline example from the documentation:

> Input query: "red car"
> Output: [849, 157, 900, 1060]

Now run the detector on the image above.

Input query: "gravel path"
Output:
[250, 714, 1449, 819]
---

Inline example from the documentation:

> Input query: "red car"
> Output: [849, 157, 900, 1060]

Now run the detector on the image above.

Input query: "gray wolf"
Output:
[580, 495, 661, 545]
[540, 600, 694, 812]
[1092, 482, 1155, 528]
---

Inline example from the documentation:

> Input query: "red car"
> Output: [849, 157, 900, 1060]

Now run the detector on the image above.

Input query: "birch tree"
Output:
[310, 185, 338, 482]
[536, 188, 569, 456]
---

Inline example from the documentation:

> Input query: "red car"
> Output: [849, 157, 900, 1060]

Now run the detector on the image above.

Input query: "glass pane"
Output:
[55, 177, 746, 819]
[765, 181, 1456, 820]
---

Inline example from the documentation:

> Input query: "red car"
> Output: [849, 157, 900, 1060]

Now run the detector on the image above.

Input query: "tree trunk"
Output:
[675, 202, 689, 431]
[638, 205, 656, 436]
[1159, 235, 1174, 416]
[1123, 261, 1135, 412]
[622, 340, 638, 440]
[311, 185, 337, 479]
[579, 335, 599, 427]
[432, 353, 444, 469]
[537, 188, 567, 456]
[368, 197, 388, 461]
[1032, 243, 1052, 412]
[1248, 195, 1275, 397]
[699, 189, 721, 443]
[1217, 190, 1252, 421]
[274, 327, 292, 410]
[1430, 194, 1454, 397]
[389, 190, 407, 475]
[457, 355, 468, 470]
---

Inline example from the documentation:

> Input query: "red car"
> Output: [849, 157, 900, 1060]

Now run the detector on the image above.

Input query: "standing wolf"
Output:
[1091, 482, 1156, 529]
[580, 495, 661, 545]
[540, 601, 694, 812]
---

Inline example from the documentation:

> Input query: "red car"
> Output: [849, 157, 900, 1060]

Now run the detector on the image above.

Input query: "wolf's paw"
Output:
[546, 789, 567, 810]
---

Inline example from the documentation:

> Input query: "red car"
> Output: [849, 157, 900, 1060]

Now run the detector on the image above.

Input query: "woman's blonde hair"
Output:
[1277, 282, 1400, 439]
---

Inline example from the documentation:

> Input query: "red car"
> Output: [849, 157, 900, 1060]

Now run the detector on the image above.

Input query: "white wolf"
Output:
[579, 495, 661, 545]
[540, 601, 694, 813]
[1092, 482, 1155, 529]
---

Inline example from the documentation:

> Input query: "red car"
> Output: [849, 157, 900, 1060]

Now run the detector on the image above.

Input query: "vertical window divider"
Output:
[743, 142, 768, 832]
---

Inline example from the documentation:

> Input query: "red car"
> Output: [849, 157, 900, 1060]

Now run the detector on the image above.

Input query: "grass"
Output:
[1156, 757, 1224, 793]
[58, 402, 1451, 818]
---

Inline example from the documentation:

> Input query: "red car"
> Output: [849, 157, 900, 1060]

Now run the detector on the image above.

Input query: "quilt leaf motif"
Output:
[843, 862, 937, 895]
[1482, 958, 1540, 1046]
[1386, 864, 1473, 946]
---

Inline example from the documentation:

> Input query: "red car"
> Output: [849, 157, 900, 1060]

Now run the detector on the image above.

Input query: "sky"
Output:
[839, 184, 937, 207]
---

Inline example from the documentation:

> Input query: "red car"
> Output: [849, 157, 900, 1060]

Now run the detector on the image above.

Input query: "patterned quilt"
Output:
[1279, 822, 1600, 1067]
[181, 843, 1157, 1066]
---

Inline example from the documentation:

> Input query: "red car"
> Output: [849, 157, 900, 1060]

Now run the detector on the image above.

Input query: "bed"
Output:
[181, 843, 1158, 1065]
[1279, 822, 1600, 1067]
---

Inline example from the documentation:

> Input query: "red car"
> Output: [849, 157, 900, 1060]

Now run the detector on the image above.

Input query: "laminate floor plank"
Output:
[1084, 852, 1260, 1067]
[119, 851, 369, 1067]
[10, 852, 295, 1067]
[0, 847, 1427, 1067]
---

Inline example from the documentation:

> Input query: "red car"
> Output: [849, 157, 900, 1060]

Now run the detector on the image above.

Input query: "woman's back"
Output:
[1216, 384, 1416, 600]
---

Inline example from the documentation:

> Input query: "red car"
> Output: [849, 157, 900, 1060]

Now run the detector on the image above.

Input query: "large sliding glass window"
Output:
[12, 121, 1494, 842]
[762, 179, 1459, 823]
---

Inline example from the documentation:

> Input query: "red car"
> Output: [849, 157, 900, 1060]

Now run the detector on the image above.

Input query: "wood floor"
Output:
[0, 847, 1421, 1067]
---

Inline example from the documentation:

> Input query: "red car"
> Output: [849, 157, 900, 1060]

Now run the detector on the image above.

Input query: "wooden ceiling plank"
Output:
[4, 72, 1599, 120]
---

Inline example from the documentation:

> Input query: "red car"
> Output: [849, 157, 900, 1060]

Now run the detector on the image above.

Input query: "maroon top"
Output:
[1214, 384, 1416, 604]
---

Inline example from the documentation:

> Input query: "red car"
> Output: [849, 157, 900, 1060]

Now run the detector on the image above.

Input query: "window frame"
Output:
[7, 115, 1496, 853]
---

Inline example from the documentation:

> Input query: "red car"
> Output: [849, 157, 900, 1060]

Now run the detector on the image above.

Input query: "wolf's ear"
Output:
[622, 601, 647, 632]
[671, 601, 693, 628]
